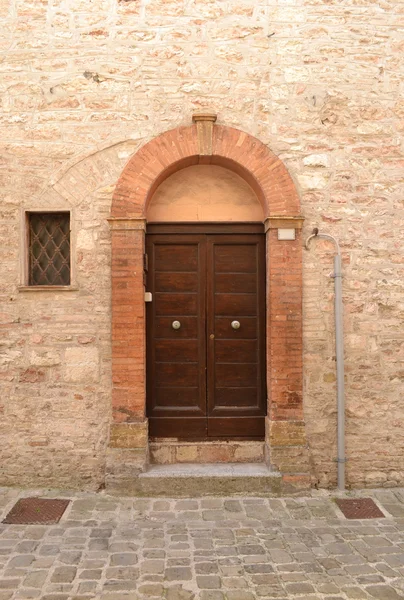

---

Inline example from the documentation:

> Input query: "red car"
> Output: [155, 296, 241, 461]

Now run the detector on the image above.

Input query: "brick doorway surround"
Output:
[107, 115, 311, 491]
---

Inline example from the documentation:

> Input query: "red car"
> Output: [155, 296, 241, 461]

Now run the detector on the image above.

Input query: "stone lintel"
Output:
[192, 113, 217, 158]
[264, 216, 305, 232]
[109, 421, 148, 449]
[108, 217, 146, 231]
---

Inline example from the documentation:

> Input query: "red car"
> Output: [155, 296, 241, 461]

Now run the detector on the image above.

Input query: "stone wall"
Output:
[0, 0, 403, 489]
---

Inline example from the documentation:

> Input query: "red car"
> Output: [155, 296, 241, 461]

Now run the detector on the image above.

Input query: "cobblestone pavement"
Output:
[0, 487, 404, 600]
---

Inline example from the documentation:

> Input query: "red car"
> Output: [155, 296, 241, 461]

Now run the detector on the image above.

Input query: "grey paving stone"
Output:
[110, 552, 138, 566]
[140, 559, 165, 574]
[0, 580, 20, 589]
[58, 551, 82, 565]
[225, 592, 256, 600]
[99, 594, 138, 600]
[222, 576, 248, 588]
[0, 488, 403, 599]
[165, 567, 193, 581]
[245, 564, 274, 573]
[224, 501, 243, 513]
[166, 584, 195, 599]
[78, 568, 102, 579]
[285, 582, 315, 594]
[138, 583, 165, 595]
[15, 541, 38, 553]
[23, 570, 48, 587]
[8, 555, 35, 568]
[105, 567, 139, 579]
[38, 545, 61, 556]
[342, 587, 370, 599]
[50, 566, 77, 583]
[195, 562, 219, 574]
[366, 585, 404, 599]
[196, 575, 221, 589]
[14, 590, 42, 599]
[77, 581, 98, 593]
[103, 580, 137, 591]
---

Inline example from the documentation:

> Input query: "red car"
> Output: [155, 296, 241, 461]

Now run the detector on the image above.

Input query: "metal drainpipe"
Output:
[305, 228, 346, 491]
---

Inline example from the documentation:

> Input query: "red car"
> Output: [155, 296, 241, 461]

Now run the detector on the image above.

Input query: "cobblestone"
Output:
[0, 488, 404, 599]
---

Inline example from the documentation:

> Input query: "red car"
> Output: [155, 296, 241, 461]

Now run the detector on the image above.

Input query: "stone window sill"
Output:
[18, 285, 79, 292]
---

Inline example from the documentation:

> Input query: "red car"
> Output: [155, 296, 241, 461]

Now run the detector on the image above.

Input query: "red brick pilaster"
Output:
[109, 218, 146, 424]
[267, 228, 303, 422]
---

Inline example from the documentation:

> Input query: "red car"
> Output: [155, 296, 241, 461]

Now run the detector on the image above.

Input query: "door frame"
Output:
[145, 222, 266, 440]
[108, 119, 310, 490]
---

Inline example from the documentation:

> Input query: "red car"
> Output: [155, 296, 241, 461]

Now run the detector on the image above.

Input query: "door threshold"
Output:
[124, 462, 282, 496]
[141, 463, 278, 478]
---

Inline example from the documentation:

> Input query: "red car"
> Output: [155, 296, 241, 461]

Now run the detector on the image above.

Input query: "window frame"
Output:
[19, 208, 77, 291]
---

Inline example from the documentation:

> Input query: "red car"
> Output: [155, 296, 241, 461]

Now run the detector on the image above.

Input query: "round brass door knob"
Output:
[172, 321, 181, 330]
[231, 320, 241, 330]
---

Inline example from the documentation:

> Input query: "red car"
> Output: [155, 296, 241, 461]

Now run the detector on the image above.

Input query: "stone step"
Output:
[149, 439, 265, 465]
[107, 463, 282, 496]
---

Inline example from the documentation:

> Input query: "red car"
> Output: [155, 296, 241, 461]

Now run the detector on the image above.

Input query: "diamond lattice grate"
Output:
[29, 212, 70, 286]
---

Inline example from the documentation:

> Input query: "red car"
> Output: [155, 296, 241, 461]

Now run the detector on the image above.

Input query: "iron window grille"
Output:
[28, 212, 71, 286]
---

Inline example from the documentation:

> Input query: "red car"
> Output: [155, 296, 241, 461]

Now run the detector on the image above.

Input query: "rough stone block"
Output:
[64, 347, 99, 383]
[269, 421, 307, 447]
[109, 422, 148, 449]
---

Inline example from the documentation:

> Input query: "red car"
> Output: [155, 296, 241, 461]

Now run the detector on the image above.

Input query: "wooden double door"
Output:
[146, 224, 266, 439]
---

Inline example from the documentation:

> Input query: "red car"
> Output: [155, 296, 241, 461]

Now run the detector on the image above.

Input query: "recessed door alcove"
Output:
[147, 165, 264, 222]
[146, 164, 266, 439]
[108, 119, 308, 492]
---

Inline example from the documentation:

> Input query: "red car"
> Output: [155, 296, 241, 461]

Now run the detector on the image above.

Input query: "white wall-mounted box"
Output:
[277, 228, 296, 241]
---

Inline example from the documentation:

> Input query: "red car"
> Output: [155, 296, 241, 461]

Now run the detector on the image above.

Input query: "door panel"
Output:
[146, 235, 207, 437]
[214, 293, 257, 316]
[154, 316, 198, 339]
[215, 273, 256, 293]
[155, 272, 198, 292]
[215, 364, 258, 388]
[154, 387, 199, 408]
[206, 234, 266, 437]
[213, 245, 257, 273]
[208, 417, 264, 438]
[154, 244, 198, 270]
[214, 316, 258, 339]
[146, 227, 266, 439]
[155, 340, 199, 363]
[155, 293, 198, 315]
[214, 387, 260, 407]
[215, 339, 257, 363]
[155, 363, 199, 387]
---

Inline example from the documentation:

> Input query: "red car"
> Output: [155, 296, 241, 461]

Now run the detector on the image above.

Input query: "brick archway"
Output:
[108, 117, 310, 491]
[111, 123, 299, 218]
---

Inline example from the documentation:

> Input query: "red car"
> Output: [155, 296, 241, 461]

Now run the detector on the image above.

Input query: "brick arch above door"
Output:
[108, 117, 311, 493]
[111, 122, 300, 219]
